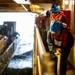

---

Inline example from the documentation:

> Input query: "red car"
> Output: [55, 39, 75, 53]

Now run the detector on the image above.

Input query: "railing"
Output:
[33, 25, 55, 75]
[0, 37, 20, 75]
[0, 37, 7, 55]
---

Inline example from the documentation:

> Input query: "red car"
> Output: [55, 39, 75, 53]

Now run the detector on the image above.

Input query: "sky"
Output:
[0, 12, 36, 36]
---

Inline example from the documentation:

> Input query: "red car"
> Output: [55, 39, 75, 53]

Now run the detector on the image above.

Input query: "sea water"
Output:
[1, 12, 36, 75]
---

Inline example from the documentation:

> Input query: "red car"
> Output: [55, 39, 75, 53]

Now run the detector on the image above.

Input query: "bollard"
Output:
[42, 52, 50, 61]
[45, 61, 55, 75]
[42, 52, 55, 75]
[42, 52, 50, 74]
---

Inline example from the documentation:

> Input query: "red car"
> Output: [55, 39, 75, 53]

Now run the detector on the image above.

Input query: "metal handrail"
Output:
[0, 38, 19, 75]
[35, 26, 46, 59]
[33, 25, 55, 75]
[0, 37, 7, 55]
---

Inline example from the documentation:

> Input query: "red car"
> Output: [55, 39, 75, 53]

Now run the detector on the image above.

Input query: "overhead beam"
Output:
[30, 0, 52, 3]
[21, 4, 28, 11]
[30, 0, 62, 6]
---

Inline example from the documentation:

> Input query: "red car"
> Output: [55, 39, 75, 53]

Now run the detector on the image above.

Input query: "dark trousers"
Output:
[52, 49, 70, 75]
[42, 30, 49, 52]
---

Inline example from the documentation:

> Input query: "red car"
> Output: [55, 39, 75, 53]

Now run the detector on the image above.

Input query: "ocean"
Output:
[2, 36, 33, 75]
[1, 12, 35, 75]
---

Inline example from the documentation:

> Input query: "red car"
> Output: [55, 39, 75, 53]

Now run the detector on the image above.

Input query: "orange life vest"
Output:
[50, 11, 66, 21]
[51, 30, 68, 48]
[36, 15, 43, 27]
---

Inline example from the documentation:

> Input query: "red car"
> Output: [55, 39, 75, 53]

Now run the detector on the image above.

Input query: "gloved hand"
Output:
[62, 22, 67, 28]
[54, 48, 61, 57]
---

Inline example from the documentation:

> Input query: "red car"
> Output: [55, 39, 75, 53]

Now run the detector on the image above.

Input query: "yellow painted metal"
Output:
[0, 38, 6, 55]
[33, 26, 55, 75]
[37, 55, 42, 75]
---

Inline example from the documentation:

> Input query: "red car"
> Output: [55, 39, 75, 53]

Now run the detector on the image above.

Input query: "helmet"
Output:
[50, 20, 63, 33]
[46, 10, 50, 15]
[50, 4, 60, 13]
